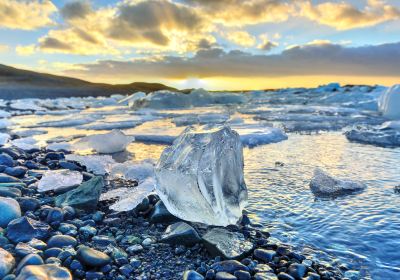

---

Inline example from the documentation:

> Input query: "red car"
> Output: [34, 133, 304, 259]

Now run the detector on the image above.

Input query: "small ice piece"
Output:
[378, 84, 400, 119]
[109, 160, 154, 182]
[118, 92, 146, 106]
[0, 133, 10, 145]
[10, 137, 43, 150]
[38, 169, 83, 192]
[345, 126, 400, 147]
[0, 119, 11, 129]
[310, 168, 366, 196]
[10, 100, 45, 111]
[47, 142, 72, 151]
[155, 126, 248, 226]
[105, 178, 156, 212]
[72, 130, 134, 154]
[379, 120, 400, 130]
[234, 125, 288, 147]
[0, 110, 11, 118]
[65, 154, 116, 175]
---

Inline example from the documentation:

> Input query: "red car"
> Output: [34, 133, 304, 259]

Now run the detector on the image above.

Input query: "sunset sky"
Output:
[0, 0, 399, 90]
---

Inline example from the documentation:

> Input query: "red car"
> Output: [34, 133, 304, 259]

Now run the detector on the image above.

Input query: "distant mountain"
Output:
[0, 64, 177, 99]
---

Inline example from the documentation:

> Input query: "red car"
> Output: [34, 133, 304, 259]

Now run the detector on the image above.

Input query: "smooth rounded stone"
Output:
[15, 242, 41, 257]
[58, 223, 77, 234]
[0, 154, 14, 167]
[0, 247, 15, 278]
[7, 216, 50, 243]
[28, 239, 47, 250]
[76, 246, 111, 267]
[234, 270, 251, 280]
[46, 208, 64, 224]
[15, 254, 44, 275]
[58, 161, 81, 171]
[62, 207, 76, 220]
[211, 260, 249, 274]
[160, 222, 201, 246]
[305, 272, 321, 280]
[16, 197, 40, 212]
[45, 257, 62, 265]
[25, 161, 40, 169]
[47, 235, 77, 249]
[45, 152, 64, 161]
[254, 273, 278, 280]
[202, 228, 254, 259]
[0, 174, 21, 183]
[16, 264, 72, 280]
[55, 177, 104, 212]
[79, 225, 97, 238]
[0, 187, 21, 198]
[44, 248, 63, 259]
[142, 238, 154, 247]
[92, 236, 116, 248]
[0, 182, 27, 191]
[254, 264, 274, 274]
[57, 247, 76, 261]
[277, 273, 295, 280]
[254, 249, 277, 263]
[183, 270, 205, 280]
[0, 197, 21, 227]
[4, 167, 27, 178]
[287, 263, 307, 279]
[149, 200, 179, 224]
[216, 272, 237, 280]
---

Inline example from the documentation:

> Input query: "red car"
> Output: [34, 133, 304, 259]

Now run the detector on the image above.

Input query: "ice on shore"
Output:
[34, 116, 99, 128]
[101, 178, 156, 212]
[0, 119, 11, 129]
[0, 110, 11, 118]
[65, 154, 116, 175]
[10, 137, 43, 150]
[118, 92, 146, 106]
[47, 142, 72, 151]
[310, 168, 366, 196]
[155, 126, 248, 226]
[0, 133, 10, 145]
[378, 85, 400, 119]
[109, 160, 154, 182]
[72, 130, 134, 154]
[345, 125, 400, 147]
[38, 169, 83, 192]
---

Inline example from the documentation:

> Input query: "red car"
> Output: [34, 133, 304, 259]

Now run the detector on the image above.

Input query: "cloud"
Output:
[0, 0, 57, 30]
[16, 44, 36, 56]
[181, 0, 292, 26]
[300, 0, 400, 30]
[0, 44, 9, 52]
[61, 1, 92, 20]
[108, 0, 206, 46]
[225, 31, 256, 47]
[66, 41, 400, 80]
[258, 41, 278, 51]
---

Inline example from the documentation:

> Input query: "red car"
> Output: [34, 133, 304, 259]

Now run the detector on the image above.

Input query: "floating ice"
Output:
[234, 125, 288, 147]
[109, 160, 154, 182]
[38, 169, 83, 192]
[72, 130, 134, 154]
[101, 178, 156, 212]
[12, 129, 47, 138]
[47, 142, 72, 151]
[0, 119, 11, 129]
[0, 133, 10, 145]
[35, 116, 99, 128]
[10, 100, 45, 111]
[345, 125, 400, 147]
[0, 110, 11, 118]
[10, 137, 43, 150]
[310, 168, 366, 196]
[379, 85, 400, 119]
[172, 114, 230, 126]
[155, 126, 248, 226]
[65, 154, 116, 175]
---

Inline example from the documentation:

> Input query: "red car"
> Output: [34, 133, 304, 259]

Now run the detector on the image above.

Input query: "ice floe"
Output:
[65, 154, 116, 175]
[38, 169, 83, 192]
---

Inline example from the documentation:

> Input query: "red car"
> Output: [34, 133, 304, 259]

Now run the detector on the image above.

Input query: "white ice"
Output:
[65, 154, 116, 175]
[0, 133, 10, 145]
[10, 137, 44, 150]
[378, 84, 400, 119]
[72, 130, 134, 154]
[155, 126, 248, 226]
[38, 169, 83, 192]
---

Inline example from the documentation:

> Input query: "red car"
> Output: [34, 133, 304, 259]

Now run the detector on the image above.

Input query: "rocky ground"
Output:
[0, 146, 346, 280]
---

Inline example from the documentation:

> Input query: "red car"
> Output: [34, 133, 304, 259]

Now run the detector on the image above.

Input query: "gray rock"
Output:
[288, 263, 307, 279]
[253, 249, 276, 263]
[16, 264, 72, 280]
[7, 217, 50, 243]
[277, 273, 295, 280]
[0, 187, 21, 198]
[0, 197, 21, 227]
[160, 222, 201, 246]
[15, 254, 44, 275]
[149, 200, 178, 224]
[15, 242, 41, 258]
[202, 228, 254, 259]
[254, 273, 278, 280]
[211, 260, 248, 274]
[0, 248, 15, 278]
[55, 176, 103, 211]
[183, 270, 205, 280]
[234, 270, 251, 280]
[216, 272, 237, 280]
[76, 246, 111, 267]
[47, 235, 77, 248]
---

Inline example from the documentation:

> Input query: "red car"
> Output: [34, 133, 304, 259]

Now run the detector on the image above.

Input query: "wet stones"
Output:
[160, 222, 201, 246]
[7, 216, 50, 243]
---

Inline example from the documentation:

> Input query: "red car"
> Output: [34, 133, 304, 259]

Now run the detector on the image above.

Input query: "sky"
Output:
[0, 0, 399, 90]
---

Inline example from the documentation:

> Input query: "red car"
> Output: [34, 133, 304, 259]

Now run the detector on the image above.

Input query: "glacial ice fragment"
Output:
[38, 169, 83, 192]
[155, 126, 248, 226]
[0, 133, 10, 146]
[310, 168, 366, 196]
[378, 84, 400, 119]
[65, 154, 116, 175]
[72, 130, 134, 154]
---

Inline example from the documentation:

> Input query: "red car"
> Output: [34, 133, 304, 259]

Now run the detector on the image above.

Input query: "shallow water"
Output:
[126, 132, 400, 279]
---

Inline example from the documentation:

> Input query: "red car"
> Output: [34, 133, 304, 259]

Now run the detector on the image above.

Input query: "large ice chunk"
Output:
[378, 84, 400, 119]
[38, 169, 83, 192]
[310, 168, 366, 196]
[72, 130, 134, 154]
[155, 126, 248, 226]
